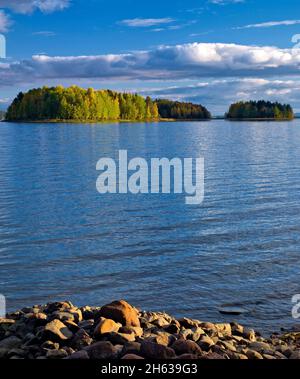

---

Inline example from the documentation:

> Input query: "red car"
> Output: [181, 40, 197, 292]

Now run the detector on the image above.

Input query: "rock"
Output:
[121, 354, 144, 359]
[242, 328, 256, 342]
[152, 317, 170, 328]
[215, 323, 232, 336]
[46, 349, 68, 359]
[171, 340, 202, 356]
[140, 341, 176, 359]
[0, 336, 22, 349]
[43, 319, 73, 341]
[176, 354, 198, 359]
[71, 329, 93, 350]
[246, 349, 264, 360]
[218, 305, 248, 316]
[164, 323, 180, 334]
[104, 332, 136, 345]
[219, 341, 237, 352]
[198, 335, 215, 351]
[94, 318, 121, 337]
[263, 354, 276, 359]
[98, 300, 140, 327]
[148, 331, 173, 346]
[198, 322, 217, 333]
[189, 327, 205, 342]
[67, 350, 90, 359]
[231, 322, 244, 335]
[178, 318, 199, 329]
[86, 341, 118, 359]
[119, 326, 143, 337]
[41, 340, 60, 351]
[201, 352, 226, 360]
[289, 350, 300, 359]
[121, 342, 141, 357]
[51, 311, 75, 322]
[249, 341, 271, 353]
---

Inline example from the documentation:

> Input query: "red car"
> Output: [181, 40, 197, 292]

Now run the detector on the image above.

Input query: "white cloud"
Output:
[209, 0, 244, 4]
[119, 18, 175, 27]
[32, 31, 56, 36]
[0, 10, 10, 32]
[1, 42, 300, 87]
[0, 0, 70, 14]
[141, 78, 300, 113]
[235, 19, 300, 30]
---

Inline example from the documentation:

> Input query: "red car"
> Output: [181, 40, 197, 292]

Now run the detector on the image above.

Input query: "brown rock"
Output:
[198, 335, 215, 351]
[171, 339, 202, 356]
[246, 349, 264, 360]
[43, 319, 73, 341]
[201, 352, 226, 360]
[98, 300, 140, 327]
[176, 354, 199, 359]
[178, 318, 199, 329]
[67, 350, 90, 359]
[104, 332, 136, 345]
[121, 354, 144, 359]
[94, 318, 121, 337]
[140, 340, 176, 359]
[46, 349, 68, 359]
[215, 323, 232, 336]
[86, 341, 118, 359]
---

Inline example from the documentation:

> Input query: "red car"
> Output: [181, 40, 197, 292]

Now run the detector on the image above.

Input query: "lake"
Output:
[0, 120, 300, 334]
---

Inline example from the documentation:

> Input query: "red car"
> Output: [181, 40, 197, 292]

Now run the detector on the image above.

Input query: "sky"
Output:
[0, 0, 300, 114]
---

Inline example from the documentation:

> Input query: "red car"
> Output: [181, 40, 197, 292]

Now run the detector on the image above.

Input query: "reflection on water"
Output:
[0, 120, 300, 333]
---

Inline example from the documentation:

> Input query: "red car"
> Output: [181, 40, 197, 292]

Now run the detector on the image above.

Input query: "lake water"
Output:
[0, 120, 300, 334]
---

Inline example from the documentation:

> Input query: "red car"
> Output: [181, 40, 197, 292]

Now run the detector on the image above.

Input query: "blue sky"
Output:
[1, 0, 300, 114]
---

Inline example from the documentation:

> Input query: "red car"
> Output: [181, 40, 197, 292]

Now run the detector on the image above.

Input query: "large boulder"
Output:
[98, 300, 140, 327]
[140, 340, 176, 359]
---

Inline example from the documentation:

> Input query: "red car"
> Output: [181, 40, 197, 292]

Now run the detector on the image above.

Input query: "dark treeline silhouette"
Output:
[156, 99, 211, 120]
[226, 100, 294, 120]
[0, 110, 5, 120]
[6, 86, 160, 122]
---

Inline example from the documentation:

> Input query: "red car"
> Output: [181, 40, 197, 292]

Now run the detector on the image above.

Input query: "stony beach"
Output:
[0, 300, 299, 360]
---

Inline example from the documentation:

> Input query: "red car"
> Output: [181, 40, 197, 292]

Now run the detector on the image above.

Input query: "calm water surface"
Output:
[0, 120, 300, 333]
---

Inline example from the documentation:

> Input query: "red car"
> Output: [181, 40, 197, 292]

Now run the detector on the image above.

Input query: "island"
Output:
[5, 86, 211, 122]
[156, 99, 211, 120]
[226, 100, 294, 120]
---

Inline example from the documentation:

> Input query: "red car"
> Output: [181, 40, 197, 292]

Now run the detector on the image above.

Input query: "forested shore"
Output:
[5, 86, 211, 122]
[226, 101, 294, 120]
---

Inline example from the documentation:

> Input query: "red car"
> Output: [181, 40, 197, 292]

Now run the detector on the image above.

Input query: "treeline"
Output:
[156, 99, 211, 120]
[0, 110, 6, 120]
[5, 86, 160, 122]
[226, 101, 294, 120]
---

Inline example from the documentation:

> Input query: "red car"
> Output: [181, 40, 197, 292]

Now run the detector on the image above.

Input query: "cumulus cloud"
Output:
[0, 10, 10, 32]
[0, 0, 70, 14]
[1, 42, 300, 87]
[235, 19, 300, 29]
[119, 18, 175, 27]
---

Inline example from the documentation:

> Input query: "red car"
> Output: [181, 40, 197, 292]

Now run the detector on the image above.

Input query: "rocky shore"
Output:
[0, 300, 299, 360]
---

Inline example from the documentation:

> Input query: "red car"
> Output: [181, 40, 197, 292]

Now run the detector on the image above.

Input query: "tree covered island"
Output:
[5, 86, 211, 122]
[226, 100, 294, 120]
[156, 99, 211, 120]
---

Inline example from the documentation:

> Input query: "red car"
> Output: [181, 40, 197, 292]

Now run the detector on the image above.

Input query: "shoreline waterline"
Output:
[0, 300, 299, 360]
